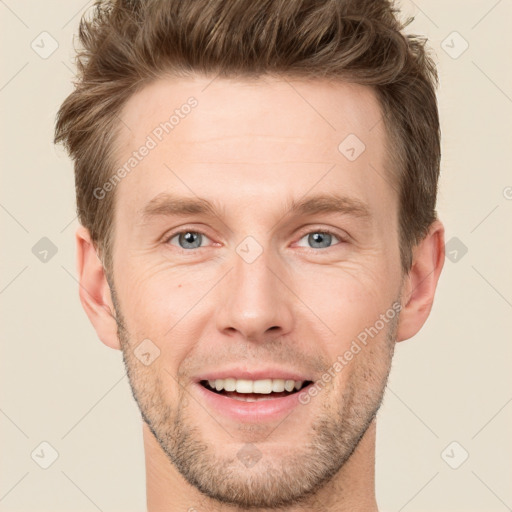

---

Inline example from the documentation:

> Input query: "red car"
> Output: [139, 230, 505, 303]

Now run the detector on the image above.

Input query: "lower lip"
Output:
[194, 382, 312, 422]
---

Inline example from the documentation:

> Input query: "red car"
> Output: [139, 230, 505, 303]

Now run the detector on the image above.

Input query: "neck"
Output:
[144, 418, 379, 512]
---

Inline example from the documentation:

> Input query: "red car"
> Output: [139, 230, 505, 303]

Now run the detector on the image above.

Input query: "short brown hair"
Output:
[54, 0, 440, 276]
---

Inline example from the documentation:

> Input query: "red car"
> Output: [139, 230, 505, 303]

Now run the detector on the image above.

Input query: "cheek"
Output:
[290, 262, 398, 397]
[117, 263, 216, 365]
[119, 259, 195, 322]
[293, 260, 393, 344]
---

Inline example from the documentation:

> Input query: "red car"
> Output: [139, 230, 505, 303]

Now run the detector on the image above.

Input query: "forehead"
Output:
[117, 75, 386, 158]
[112, 75, 394, 223]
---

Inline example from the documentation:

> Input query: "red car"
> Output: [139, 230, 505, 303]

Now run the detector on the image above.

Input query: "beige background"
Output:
[1, 0, 511, 511]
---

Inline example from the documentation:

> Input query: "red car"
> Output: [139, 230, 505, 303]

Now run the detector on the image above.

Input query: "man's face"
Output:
[109, 76, 404, 507]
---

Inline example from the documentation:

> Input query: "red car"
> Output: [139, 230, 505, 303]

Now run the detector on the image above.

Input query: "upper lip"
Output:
[195, 367, 313, 382]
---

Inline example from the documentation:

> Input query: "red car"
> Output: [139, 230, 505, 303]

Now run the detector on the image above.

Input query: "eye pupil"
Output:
[309, 232, 332, 249]
[179, 231, 202, 249]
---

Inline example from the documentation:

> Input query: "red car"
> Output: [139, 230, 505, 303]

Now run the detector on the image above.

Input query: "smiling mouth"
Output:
[199, 379, 313, 402]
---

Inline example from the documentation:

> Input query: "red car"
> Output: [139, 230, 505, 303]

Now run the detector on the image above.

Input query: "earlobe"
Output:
[396, 219, 445, 342]
[75, 225, 121, 350]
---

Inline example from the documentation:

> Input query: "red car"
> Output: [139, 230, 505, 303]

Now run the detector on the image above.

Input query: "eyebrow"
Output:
[137, 192, 372, 224]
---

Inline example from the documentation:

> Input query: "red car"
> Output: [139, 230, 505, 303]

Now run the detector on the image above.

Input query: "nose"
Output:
[215, 245, 294, 343]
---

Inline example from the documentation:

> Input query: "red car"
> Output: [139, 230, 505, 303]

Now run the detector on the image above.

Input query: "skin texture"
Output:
[75, 75, 445, 511]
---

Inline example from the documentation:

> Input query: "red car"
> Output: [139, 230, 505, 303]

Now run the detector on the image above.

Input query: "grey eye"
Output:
[297, 231, 341, 249]
[169, 231, 205, 250]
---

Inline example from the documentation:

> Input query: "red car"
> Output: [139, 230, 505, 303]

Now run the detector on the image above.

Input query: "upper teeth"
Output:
[207, 378, 304, 394]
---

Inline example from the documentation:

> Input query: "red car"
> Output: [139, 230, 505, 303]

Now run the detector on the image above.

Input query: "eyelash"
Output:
[163, 227, 347, 252]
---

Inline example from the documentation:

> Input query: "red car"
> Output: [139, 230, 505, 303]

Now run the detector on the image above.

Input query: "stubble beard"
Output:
[112, 292, 398, 509]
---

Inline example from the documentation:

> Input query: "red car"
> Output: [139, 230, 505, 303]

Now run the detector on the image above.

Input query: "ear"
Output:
[396, 219, 445, 342]
[75, 225, 121, 350]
